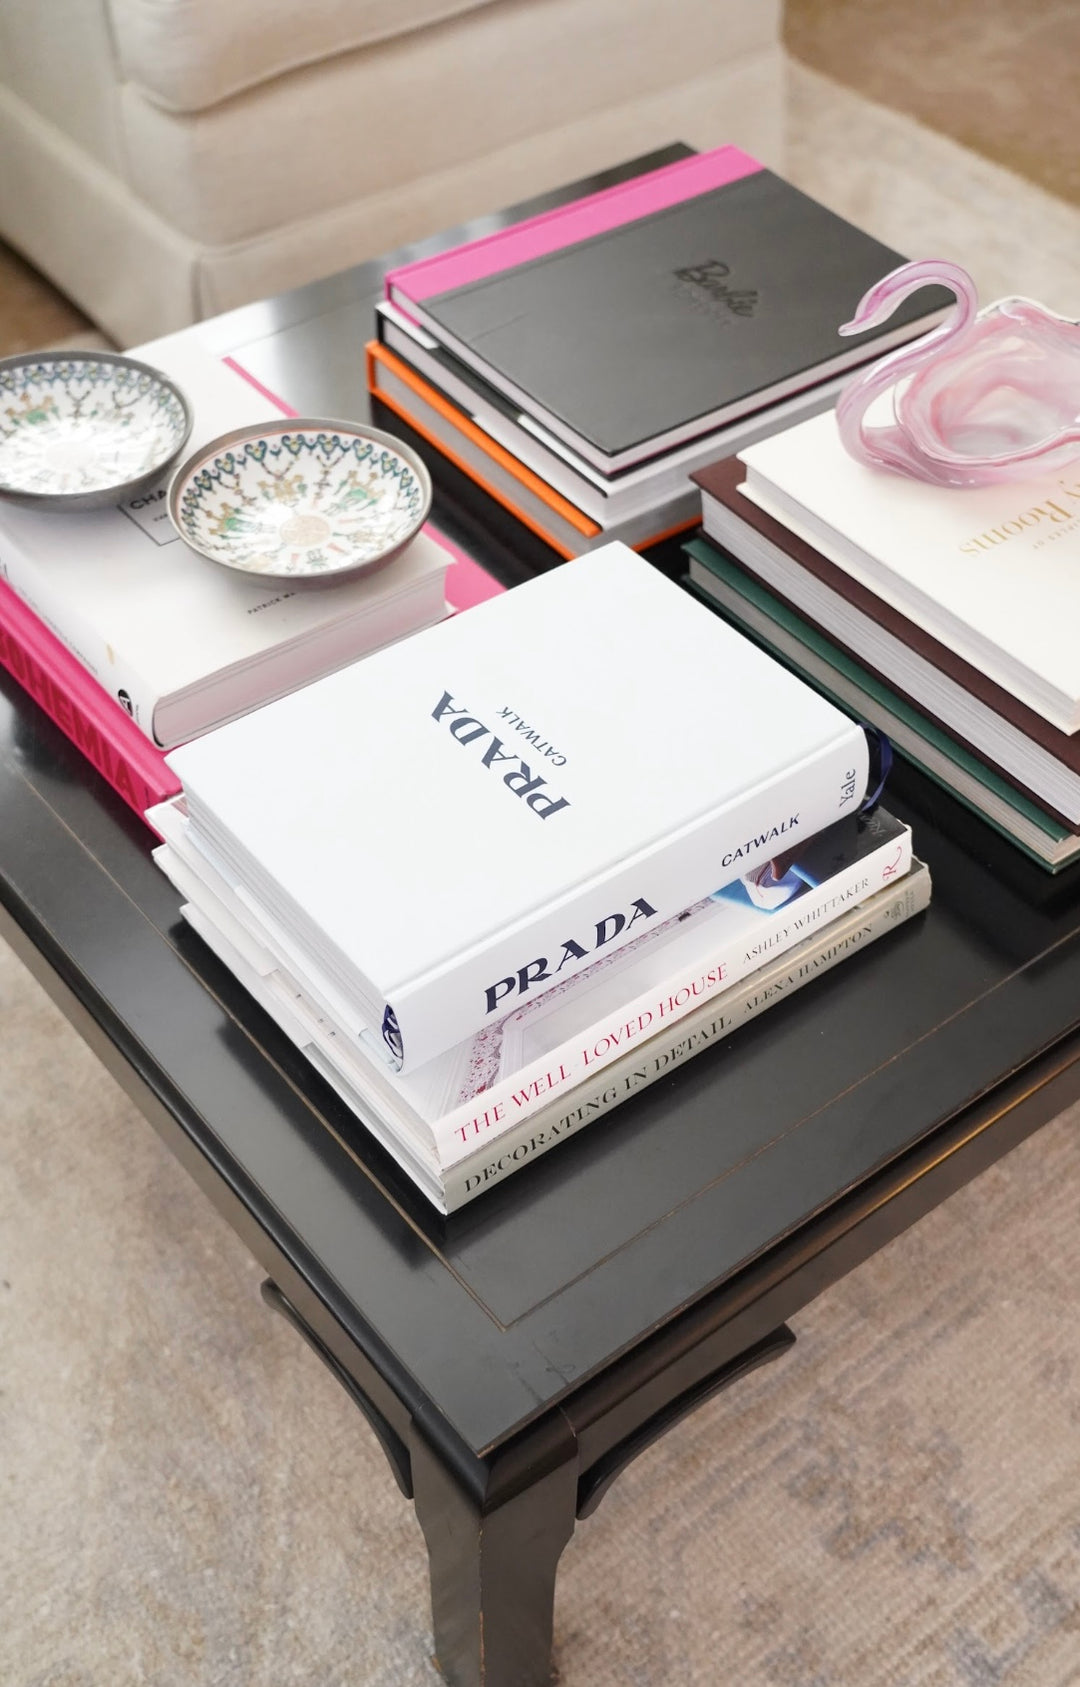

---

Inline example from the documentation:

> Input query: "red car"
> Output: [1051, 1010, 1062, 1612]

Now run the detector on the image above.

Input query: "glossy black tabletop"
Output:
[4, 149, 1080, 1459]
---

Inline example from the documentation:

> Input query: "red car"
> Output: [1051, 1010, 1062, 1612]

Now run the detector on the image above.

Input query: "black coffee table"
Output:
[4, 150, 1080, 1687]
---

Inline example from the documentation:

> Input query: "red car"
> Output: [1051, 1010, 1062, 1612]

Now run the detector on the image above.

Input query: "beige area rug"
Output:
[3, 67, 1080, 1687]
[3, 925, 1080, 1687]
[777, 64, 1080, 319]
[785, 0, 1080, 209]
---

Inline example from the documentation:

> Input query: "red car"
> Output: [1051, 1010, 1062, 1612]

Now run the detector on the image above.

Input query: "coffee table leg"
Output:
[411, 1417, 579, 1687]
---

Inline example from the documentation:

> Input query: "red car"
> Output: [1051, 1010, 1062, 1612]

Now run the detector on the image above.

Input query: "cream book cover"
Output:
[166, 545, 870, 1070]
[739, 409, 1080, 732]
[0, 333, 449, 745]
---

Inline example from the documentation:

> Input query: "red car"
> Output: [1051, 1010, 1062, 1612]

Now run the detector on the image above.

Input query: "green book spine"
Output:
[683, 534, 1076, 872]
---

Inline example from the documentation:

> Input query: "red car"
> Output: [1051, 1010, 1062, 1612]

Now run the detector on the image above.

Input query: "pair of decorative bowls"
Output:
[0, 350, 432, 585]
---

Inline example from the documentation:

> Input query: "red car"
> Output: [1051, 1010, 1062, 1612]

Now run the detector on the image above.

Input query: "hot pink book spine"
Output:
[384, 145, 763, 306]
[430, 527, 505, 611]
[0, 576, 180, 827]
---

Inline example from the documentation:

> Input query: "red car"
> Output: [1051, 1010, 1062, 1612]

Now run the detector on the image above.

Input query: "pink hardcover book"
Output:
[384, 145, 762, 309]
[0, 516, 498, 837]
[0, 576, 180, 826]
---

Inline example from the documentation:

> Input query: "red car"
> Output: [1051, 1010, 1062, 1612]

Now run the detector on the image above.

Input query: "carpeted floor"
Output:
[0, 238, 110, 358]
[3, 37, 1080, 1687]
[784, 0, 1080, 208]
[3, 870, 1080, 1687]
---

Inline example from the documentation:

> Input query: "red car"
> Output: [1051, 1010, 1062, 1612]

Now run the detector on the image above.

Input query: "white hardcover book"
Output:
[376, 300, 848, 527]
[177, 861, 932, 1211]
[149, 797, 912, 1164]
[685, 556, 1080, 868]
[695, 488, 1080, 827]
[164, 545, 872, 1070]
[738, 409, 1080, 733]
[0, 333, 450, 746]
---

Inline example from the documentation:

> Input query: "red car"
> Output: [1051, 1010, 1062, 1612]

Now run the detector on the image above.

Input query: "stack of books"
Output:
[687, 411, 1080, 870]
[0, 338, 475, 827]
[367, 146, 950, 560]
[150, 543, 930, 1211]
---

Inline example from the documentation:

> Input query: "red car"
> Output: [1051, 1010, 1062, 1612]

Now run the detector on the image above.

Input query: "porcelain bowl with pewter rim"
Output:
[167, 418, 433, 586]
[0, 351, 193, 511]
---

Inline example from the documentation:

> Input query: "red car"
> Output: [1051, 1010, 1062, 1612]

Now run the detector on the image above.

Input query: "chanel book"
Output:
[163, 544, 872, 1072]
[0, 335, 451, 747]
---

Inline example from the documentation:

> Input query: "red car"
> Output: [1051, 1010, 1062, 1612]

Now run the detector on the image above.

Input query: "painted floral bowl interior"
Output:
[0, 352, 193, 509]
[168, 420, 432, 584]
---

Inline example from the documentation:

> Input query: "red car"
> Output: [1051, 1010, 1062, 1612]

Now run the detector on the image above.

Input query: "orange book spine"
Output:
[365, 342, 699, 559]
[366, 341, 599, 547]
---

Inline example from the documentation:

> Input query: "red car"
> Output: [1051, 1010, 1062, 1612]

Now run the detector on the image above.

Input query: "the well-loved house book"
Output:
[163, 544, 874, 1072]
[684, 537, 1080, 872]
[736, 410, 1080, 734]
[694, 453, 1080, 830]
[385, 145, 950, 474]
[149, 787, 924, 1210]
[0, 334, 451, 749]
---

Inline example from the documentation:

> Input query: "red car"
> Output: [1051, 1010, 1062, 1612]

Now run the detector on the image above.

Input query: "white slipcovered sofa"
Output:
[0, 0, 783, 346]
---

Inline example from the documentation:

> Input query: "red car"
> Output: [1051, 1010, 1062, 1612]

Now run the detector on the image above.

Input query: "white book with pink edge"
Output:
[0, 333, 450, 747]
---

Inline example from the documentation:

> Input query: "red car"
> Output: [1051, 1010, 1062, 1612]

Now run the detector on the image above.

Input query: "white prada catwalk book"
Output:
[164, 544, 871, 1070]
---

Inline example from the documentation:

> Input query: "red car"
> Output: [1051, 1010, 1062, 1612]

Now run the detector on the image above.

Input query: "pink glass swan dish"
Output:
[835, 258, 1080, 487]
